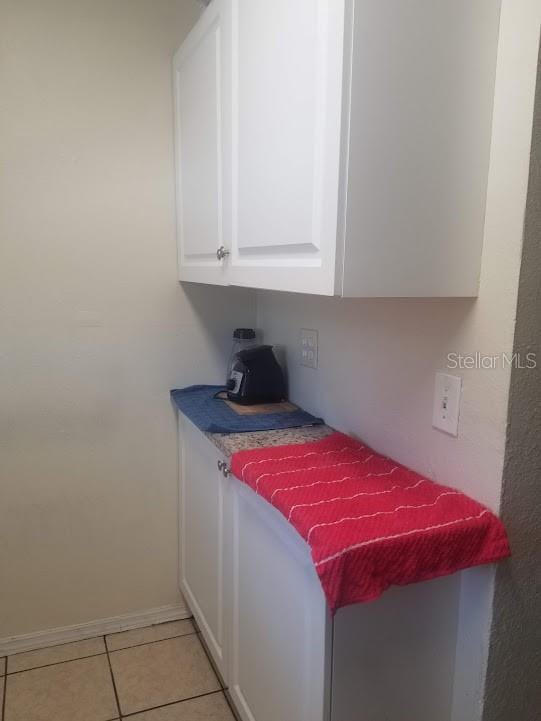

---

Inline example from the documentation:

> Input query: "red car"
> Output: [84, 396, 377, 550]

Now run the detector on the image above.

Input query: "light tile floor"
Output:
[1, 620, 236, 721]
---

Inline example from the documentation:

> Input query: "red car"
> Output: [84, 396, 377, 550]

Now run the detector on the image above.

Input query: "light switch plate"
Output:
[300, 329, 318, 368]
[433, 372, 462, 436]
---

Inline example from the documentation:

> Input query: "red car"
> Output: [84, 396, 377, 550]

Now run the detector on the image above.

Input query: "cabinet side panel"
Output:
[342, 0, 501, 297]
[331, 575, 460, 721]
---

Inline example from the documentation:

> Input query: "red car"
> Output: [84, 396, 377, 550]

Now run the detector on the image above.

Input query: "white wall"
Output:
[0, 0, 255, 638]
[256, 2, 540, 719]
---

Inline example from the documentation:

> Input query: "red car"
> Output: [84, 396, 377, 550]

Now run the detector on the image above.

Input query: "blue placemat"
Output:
[171, 385, 324, 434]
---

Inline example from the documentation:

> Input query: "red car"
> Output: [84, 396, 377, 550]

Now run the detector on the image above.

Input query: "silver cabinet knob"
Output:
[222, 465, 231, 478]
[216, 246, 230, 261]
[217, 460, 225, 472]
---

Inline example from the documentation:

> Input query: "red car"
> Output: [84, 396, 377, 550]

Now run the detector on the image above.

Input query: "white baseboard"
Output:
[0, 602, 191, 656]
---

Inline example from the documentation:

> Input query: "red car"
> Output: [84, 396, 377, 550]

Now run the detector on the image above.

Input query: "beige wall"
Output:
[0, 0, 255, 638]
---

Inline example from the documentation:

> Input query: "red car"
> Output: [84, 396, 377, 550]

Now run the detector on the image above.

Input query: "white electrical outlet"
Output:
[300, 329, 318, 368]
[433, 372, 462, 436]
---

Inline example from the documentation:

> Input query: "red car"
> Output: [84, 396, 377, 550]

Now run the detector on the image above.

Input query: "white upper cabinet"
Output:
[173, 1, 227, 285]
[174, 0, 501, 296]
[223, 0, 344, 295]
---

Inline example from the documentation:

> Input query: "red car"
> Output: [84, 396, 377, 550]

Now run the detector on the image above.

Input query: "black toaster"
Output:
[226, 345, 286, 405]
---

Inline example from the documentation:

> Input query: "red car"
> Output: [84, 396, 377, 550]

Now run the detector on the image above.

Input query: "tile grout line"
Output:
[6, 651, 107, 676]
[5, 634, 107, 655]
[106, 619, 194, 643]
[5, 630, 198, 676]
[112, 628, 227, 719]
[105, 630, 197, 655]
[120, 689, 224, 719]
[192, 630, 239, 719]
[3, 624, 226, 721]
[104, 635, 123, 721]
[194, 631, 226, 691]
[3, 618, 194, 661]
[223, 688, 242, 721]
[109, 625, 225, 719]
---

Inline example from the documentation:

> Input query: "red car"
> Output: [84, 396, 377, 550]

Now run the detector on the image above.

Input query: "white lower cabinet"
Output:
[227, 481, 331, 721]
[179, 417, 229, 680]
[179, 419, 461, 721]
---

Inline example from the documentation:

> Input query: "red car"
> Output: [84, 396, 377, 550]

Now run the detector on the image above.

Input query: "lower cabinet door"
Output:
[179, 417, 228, 680]
[227, 477, 331, 721]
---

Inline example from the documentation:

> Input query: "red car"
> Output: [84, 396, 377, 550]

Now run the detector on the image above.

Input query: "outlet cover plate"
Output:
[433, 372, 462, 436]
[300, 329, 318, 369]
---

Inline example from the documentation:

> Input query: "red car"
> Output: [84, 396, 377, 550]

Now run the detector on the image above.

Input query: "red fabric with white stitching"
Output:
[230, 432, 510, 612]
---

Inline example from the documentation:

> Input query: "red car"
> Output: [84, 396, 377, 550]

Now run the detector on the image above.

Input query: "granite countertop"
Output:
[206, 424, 334, 457]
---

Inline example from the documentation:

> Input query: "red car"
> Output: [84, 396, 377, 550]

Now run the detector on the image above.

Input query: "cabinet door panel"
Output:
[225, 0, 345, 294]
[179, 418, 227, 679]
[227, 478, 330, 721]
[174, 3, 227, 284]
[236, 0, 317, 252]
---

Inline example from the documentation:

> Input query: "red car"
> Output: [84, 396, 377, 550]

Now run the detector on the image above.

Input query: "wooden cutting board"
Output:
[215, 391, 297, 415]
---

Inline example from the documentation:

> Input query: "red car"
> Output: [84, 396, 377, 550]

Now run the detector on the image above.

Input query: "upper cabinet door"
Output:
[173, 2, 228, 285]
[223, 0, 346, 295]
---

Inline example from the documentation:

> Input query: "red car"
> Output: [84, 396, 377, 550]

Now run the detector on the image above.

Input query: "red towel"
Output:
[231, 432, 510, 612]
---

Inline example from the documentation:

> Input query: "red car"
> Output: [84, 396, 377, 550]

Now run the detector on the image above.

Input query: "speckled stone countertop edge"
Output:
[205, 424, 334, 458]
